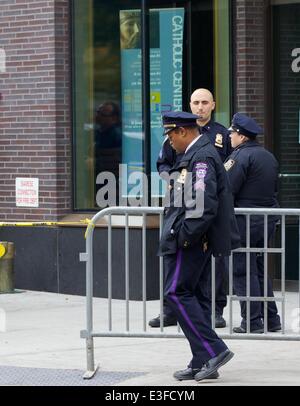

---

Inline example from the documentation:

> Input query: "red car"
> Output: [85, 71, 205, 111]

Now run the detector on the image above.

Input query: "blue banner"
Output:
[120, 8, 185, 197]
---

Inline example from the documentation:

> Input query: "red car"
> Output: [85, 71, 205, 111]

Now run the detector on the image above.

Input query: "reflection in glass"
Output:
[72, 0, 231, 209]
[120, 10, 141, 49]
[94, 102, 122, 176]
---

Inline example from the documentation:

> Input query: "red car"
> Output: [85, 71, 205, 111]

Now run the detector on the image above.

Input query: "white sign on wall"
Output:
[16, 178, 39, 207]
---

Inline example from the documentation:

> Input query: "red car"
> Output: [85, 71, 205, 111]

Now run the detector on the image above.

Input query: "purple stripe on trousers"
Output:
[170, 249, 216, 358]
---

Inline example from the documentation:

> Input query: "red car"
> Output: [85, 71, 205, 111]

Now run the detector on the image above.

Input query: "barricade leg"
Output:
[83, 337, 98, 379]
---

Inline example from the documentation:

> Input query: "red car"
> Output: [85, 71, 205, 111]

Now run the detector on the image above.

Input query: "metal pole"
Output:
[159, 213, 164, 332]
[281, 215, 286, 334]
[264, 214, 268, 334]
[142, 213, 147, 331]
[229, 253, 233, 334]
[125, 213, 130, 331]
[299, 216, 300, 333]
[211, 256, 216, 329]
[83, 227, 96, 378]
[108, 214, 112, 331]
[246, 214, 251, 333]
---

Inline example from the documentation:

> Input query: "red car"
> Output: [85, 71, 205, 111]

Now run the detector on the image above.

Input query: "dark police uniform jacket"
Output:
[201, 120, 232, 162]
[158, 135, 240, 257]
[156, 120, 232, 175]
[224, 140, 279, 209]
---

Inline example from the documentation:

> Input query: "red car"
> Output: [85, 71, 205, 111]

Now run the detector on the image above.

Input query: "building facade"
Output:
[0, 0, 299, 292]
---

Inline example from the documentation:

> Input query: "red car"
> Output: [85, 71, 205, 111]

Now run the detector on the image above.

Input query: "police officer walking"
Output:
[225, 113, 282, 333]
[158, 111, 239, 381]
[150, 89, 231, 329]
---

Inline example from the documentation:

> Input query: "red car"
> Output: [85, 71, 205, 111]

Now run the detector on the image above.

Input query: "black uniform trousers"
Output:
[233, 216, 281, 330]
[163, 246, 228, 368]
[163, 256, 228, 319]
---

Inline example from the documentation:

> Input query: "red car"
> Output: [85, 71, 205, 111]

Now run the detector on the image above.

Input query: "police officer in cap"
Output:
[158, 111, 239, 381]
[225, 113, 282, 333]
[150, 89, 231, 329]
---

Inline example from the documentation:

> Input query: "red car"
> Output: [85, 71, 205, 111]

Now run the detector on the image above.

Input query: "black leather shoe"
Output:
[173, 367, 219, 381]
[148, 315, 177, 328]
[194, 349, 234, 382]
[233, 326, 264, 334]
[214, 315, 226, 328]
[268, 324, 281, 332]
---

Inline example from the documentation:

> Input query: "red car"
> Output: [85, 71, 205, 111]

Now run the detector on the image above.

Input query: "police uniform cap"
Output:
[228, 113, 263, 138]
[162, 111, 199, 135]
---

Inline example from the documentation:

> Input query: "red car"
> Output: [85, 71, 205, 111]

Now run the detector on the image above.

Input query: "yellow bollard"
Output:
[0, 242, 15, 293]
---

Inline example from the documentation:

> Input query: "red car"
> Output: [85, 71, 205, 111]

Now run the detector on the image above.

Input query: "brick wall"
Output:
[0, 0, 72, 221]
[234, 0, 266, 136]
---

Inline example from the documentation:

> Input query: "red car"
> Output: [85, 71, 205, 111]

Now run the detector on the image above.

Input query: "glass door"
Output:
[72, 0, 231, 209]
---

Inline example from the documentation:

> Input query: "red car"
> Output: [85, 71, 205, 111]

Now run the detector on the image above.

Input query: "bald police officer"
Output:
[158, 111, 239, 381]
[157, 89, 232, 171]
[150, 89, 231, 328]
[225, 113, 281, 333]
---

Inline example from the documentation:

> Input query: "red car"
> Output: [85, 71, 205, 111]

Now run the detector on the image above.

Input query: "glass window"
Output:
[72, 0, 231, 210]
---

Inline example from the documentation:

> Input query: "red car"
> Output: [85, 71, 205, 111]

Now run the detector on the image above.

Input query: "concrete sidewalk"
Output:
[0, 290, 300, 386]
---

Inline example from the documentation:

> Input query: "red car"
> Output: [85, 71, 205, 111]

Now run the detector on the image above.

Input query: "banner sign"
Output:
[120, 8, 185, 197]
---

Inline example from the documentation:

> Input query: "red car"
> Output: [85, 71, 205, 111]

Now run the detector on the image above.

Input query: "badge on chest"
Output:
[224, 159, 235, 171]
[215, 133, 223, 148]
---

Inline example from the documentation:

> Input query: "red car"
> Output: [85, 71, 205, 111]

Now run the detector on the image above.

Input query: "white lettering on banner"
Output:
[172, 15, 183, 111]
[291, 48, 300, 73]
[15, 177, 39, 208]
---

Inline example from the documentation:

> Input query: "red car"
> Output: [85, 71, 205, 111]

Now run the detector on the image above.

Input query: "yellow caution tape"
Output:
[0, 243, 6, 258]
[0, 219, 96, 240]
[0, 222, 55, 227]
[0, 220, 92, 227]
[84, 219, 95, 239]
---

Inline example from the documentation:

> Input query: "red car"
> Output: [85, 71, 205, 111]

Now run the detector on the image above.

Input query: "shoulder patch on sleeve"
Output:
[195, 162, 208, 178]
[194, 162, 208, 191]
[224, 159, 235, 171]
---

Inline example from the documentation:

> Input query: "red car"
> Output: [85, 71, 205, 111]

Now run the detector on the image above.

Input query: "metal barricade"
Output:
[80, 207, 300, 378]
